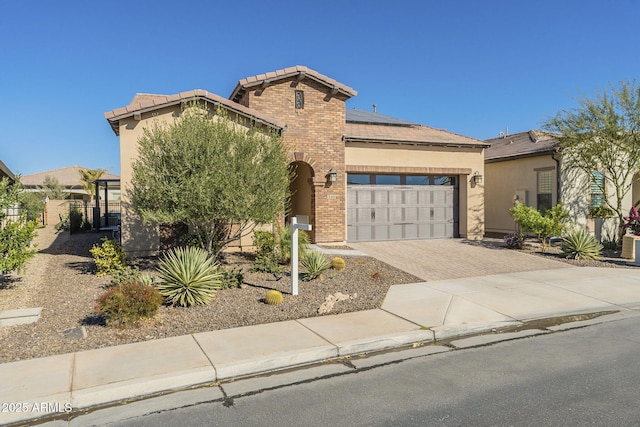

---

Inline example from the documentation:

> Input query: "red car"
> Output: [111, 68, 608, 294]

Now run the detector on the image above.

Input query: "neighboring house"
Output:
[105, 65, 488, 256]
[21, 166, 121, 201]
[0, 160, 16, 183]
[0, 160, 18, 224]
[484, 130, 635, 241]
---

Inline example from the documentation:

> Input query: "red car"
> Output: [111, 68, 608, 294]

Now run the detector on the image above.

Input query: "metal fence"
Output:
[68, 200, 121, 233]
[1, 203, 21, 227]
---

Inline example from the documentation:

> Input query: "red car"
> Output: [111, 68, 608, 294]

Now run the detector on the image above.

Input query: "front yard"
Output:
[0, 227, 420, 363]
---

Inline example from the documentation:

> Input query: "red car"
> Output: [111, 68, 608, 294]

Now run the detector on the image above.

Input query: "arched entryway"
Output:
[288, 161, 314, 240]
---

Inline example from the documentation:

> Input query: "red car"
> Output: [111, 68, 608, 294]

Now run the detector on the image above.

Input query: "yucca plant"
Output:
[301, 250, 330, 281]
[561, 229, 603, 260]
[156, 246, 223, 306]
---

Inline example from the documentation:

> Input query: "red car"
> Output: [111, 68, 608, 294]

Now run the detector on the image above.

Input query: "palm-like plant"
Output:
[561, 229, 603, 260]
[78, 168, 106, 198]
[156, 246, 223, 306]
[277, 224, 310, 264]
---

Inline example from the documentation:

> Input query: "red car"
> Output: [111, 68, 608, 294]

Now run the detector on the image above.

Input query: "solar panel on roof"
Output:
[346, 109, 416, 126]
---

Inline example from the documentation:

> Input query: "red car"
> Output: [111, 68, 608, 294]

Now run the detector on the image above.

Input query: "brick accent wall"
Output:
[241, 78, 349, 243]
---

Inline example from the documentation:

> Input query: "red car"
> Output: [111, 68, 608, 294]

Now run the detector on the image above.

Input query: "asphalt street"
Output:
[61, 314, 640, 427]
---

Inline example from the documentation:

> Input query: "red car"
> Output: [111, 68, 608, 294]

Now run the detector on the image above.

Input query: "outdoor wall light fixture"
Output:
[327, 169, 338, 183]
[473, 171, 483, 184]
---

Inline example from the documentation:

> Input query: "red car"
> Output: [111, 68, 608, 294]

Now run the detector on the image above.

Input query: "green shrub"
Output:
[55, 212, 69, 231]
[331, 257, 346, 271]
[509, 202, 569, 251]
[589, 205, 615, 218]
[220, 267, 244, 289]
[111, 265, 157, 287]
[110, 265, 141, 285]
[156, 246, 223, 306]
[81, 219, 92, 231]
[90, 237, 126, 277]
[18, 192, 45, 222]
[276, 224, 310, 264]
[562, 229, 603, 260]
[265, 289, 283, 305]
[301, 250, 330, 281]
[69, 205, 83, 234]
[95, 281, 163, 327]
[250, 230, 283, 273]
[0, 215, 38, 275]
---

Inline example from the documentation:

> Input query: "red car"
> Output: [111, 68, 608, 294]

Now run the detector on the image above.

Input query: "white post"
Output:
[292, 217, 299, 296]
[291, 217, 312, 296]
[634, 239, 640, 266]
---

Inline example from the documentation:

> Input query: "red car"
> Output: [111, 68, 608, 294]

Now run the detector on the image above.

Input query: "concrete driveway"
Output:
[349, 239, 571, 281]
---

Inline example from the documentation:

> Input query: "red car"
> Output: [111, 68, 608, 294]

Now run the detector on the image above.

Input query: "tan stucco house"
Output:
[105, 65, 488, 256]
[484, 130, 638, 242]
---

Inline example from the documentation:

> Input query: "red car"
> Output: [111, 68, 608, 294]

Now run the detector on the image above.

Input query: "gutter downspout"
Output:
[552, 149, 562, 204]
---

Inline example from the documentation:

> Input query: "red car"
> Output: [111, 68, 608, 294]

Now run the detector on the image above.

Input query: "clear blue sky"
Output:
[2, 0, 639, 177]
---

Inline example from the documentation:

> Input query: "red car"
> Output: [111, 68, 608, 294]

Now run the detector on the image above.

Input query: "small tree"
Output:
[0, 178, 38, 275]
[510, 202, 569, 251]
[130, 100, 290, 259]
[543, 80, 640, 242]
[18, 191, 45, 222]
[40, 175, 66, 200]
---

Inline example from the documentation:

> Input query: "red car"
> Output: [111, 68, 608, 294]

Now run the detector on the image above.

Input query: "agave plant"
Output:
[301, 250, 330, 281]
[156, 246, 223, 306]
[561, 229, 603, 260]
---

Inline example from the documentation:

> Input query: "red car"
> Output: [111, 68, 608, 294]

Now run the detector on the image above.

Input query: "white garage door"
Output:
[347, 184, 457, 242]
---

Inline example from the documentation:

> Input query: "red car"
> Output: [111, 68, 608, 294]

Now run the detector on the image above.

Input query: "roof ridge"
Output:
[230, 65, 357, 102]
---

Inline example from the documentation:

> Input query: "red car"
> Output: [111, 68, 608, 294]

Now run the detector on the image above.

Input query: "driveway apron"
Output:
[348, 239, 570, 281]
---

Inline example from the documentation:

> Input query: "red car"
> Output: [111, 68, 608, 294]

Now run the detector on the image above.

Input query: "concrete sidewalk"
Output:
[3, 266, 640, 425]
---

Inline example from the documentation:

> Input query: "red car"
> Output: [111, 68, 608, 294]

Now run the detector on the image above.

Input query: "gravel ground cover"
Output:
[0, 227, 421, 363]
[0, 227, 633, 363]
[477, 237, 634, 269]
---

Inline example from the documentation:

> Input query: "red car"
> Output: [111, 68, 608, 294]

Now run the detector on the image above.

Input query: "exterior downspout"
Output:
[552, 149, 561, 205]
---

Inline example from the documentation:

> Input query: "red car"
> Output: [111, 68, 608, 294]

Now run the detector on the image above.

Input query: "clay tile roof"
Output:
[230, 65, 357, 102]
[20, 166, 119, 188]
[105, 90, 285, 135]
[344, 122, 487, 148]
[485, 130, 558, 162]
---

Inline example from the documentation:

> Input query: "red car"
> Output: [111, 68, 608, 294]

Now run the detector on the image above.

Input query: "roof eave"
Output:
[485, 150, 556, 163]
[106, 96, 285, 136]
[0, 160, 16, 182]
[344, 137, 489, 149]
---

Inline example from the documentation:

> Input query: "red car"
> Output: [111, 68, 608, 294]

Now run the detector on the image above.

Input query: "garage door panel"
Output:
[389, 224, 403, 240]
[347, 183, 457, 242]
[374, 190, 388, 204]
[389, 207, 403, 223]
[373, 225, 389, 240]
[404, 207, 418, 222]
[373, 207, 388, 223]
[405, 191, 418, 205]
[404, 224, 418, 239]
[356, 208, 372, 223]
